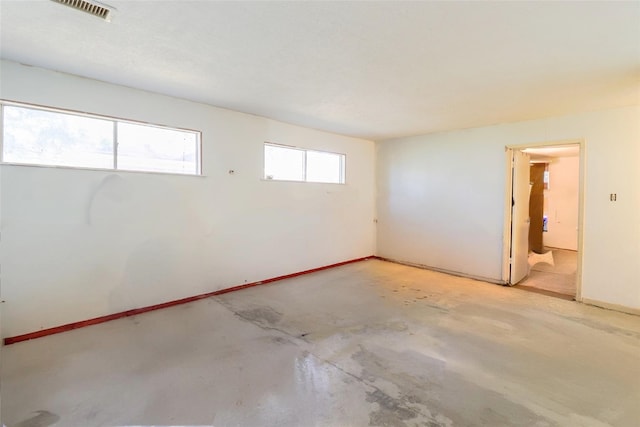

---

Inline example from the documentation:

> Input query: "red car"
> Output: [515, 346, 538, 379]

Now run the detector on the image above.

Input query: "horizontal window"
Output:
[264, 142, 345, 184]
[1, 102, 201, 175]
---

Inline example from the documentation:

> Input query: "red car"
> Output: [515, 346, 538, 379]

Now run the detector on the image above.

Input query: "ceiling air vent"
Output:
[51, 0, 114, 22]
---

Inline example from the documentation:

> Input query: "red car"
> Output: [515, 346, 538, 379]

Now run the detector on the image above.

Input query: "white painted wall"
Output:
[544, 156, 579, 250]
[0, 60, 376, 338]
[377, 105, 640, 310]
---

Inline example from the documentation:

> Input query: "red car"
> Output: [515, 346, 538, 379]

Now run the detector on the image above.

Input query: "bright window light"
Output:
[264, 144, 305, 181]
[2, 105, 113, 169]
[306, 149, 344, 184]
[1, 103, 201, 176]
[117, 122, 199, 175]
[264, 143, 345, 184]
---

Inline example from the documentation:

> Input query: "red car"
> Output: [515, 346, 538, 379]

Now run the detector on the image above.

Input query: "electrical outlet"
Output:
[610, 193, 617, 201]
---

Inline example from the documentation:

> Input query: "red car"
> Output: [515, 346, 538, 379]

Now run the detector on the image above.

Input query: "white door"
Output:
[509, 150, 531, 285]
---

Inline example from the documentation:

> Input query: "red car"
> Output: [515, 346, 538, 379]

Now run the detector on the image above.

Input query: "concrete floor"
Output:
[2, 259, 640, 427]
[523, 249, 578, 297]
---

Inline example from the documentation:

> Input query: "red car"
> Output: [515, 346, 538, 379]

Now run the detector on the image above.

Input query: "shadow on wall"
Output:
[87, 174, 212, 313]
[12, 410, 60, 427]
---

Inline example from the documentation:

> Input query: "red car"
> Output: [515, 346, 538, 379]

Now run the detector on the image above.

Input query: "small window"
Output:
[264, 143, 305, 181]
[1, 102, 201, 175]
[117, 122, 198, 175]
[264, 143, 345, 184]
[2, 105, 114, 169]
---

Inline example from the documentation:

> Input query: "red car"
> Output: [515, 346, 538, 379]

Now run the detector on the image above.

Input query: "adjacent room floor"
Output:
[522, 248, 578, 298]
[3, 259, 639, 427]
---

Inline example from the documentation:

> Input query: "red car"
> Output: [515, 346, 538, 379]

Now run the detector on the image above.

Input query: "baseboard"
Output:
[3, 256, 375, 345]
[374, 256, 505, 285]
[581, 298, 640, 316]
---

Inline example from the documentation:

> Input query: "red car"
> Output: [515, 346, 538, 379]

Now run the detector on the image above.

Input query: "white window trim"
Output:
[0, 100, 203, 176]
[263, 142, 346, 184]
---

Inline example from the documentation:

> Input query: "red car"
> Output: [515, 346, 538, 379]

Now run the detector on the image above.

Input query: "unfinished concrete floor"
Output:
[3, 259, 639, 427]
[522, 249, 578, 297]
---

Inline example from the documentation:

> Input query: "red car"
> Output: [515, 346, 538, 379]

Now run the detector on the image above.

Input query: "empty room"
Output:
[1, 1, 639, 427]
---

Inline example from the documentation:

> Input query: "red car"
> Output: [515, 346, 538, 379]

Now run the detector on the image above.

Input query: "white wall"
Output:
[0, 60, 376, 338]
[377, 105, 640, 310]
[544, 156, 579, 250]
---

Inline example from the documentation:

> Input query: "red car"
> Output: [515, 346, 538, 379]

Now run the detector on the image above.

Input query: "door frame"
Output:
[502, 139, 586, 301]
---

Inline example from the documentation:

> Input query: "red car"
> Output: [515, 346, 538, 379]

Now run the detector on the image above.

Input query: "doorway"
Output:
[502, 141, 584, 300]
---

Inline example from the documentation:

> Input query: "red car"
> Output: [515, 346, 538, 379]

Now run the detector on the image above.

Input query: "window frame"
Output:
[263, 142, 346, 184]
[0, 100, 203, 176]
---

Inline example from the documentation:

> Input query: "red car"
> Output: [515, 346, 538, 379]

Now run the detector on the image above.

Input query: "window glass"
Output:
[306, 150, 343, 183]
[117, 122, 198, 175]
[3, 105, 113, 169]
[264, 144, 305, 181]
[1, 103, 200, 175]
[264, 143, 345, 184]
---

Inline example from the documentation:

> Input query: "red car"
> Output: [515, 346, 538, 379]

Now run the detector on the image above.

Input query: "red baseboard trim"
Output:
[3, 256, 376, 345]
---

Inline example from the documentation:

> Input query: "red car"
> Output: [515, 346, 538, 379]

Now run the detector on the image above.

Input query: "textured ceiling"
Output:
[1, 1, 639, 140]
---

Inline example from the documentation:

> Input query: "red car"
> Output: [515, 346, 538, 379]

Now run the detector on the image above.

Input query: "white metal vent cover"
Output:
[51, 0, 114, 21]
